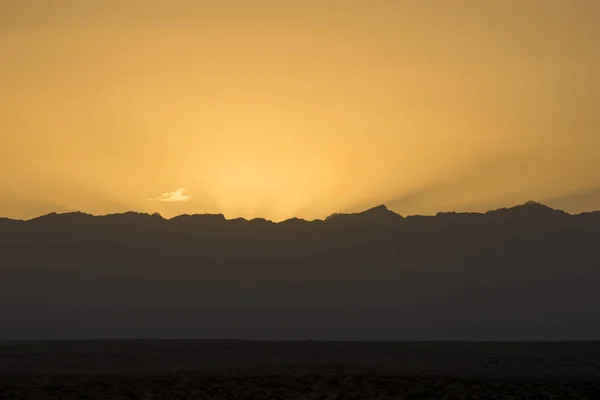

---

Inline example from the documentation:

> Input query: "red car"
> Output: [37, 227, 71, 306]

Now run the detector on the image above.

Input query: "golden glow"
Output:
[1, 1, 600, 221]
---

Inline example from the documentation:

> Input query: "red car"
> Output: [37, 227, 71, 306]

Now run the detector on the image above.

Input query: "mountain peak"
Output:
[108, 211, 164, 219]
[27, 211, 95, 223]
[360, 204, 402, 218]
[514, 201, 560, 213]
[280, 217, 309, 224]
[325, 204, 402, 222]
[364, 204, 389, 213]
[522, 200, 551, 208]
[485, 201, 568, 222]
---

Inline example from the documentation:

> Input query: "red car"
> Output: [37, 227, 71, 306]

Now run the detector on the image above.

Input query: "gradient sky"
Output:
[1, 0, 599, 221]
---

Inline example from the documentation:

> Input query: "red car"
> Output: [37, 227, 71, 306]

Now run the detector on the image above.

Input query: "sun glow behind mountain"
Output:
[1, 1, 600, 221]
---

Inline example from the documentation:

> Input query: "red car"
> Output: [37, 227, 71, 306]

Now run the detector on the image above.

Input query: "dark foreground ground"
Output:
[2, 341, 600, 399]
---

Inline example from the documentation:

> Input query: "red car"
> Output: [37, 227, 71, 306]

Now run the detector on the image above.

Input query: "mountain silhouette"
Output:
[1, 201, 600, 340]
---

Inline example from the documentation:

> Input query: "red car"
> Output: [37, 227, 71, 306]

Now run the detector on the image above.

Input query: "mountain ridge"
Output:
[1, 201, 596, 224]
[2, 199, 600, 340]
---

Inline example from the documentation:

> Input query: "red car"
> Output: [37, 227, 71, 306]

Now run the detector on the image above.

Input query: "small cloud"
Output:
[149, 188, 191, 202]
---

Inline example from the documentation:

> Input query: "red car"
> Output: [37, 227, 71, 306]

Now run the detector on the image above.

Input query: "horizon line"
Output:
[2, 200, 599, 224]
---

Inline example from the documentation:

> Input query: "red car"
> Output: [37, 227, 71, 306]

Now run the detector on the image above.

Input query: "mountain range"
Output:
[1, 201, 599, 340]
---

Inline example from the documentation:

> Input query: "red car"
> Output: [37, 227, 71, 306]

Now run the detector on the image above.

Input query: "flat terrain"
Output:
[1, 340, 600, 399]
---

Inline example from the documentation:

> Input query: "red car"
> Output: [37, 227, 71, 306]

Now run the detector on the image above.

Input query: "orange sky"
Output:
[1, 1, 599, 221]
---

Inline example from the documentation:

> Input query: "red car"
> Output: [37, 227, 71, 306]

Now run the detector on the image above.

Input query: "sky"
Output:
[1, 0, 599, 221]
